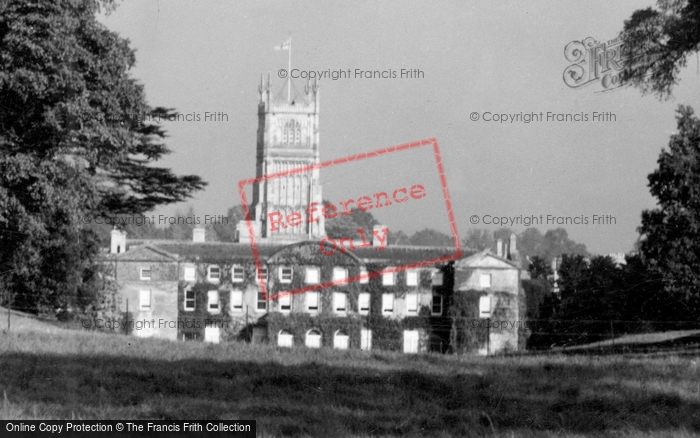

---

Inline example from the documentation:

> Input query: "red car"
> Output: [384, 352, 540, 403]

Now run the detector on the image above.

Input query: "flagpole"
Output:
[287, 34, 292, 103]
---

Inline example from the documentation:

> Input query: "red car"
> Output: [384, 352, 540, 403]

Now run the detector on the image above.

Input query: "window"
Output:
[431, 270, 444, 286]
[205, 327, 220, 344]
[278, 330, 293, 348]
[382, 293, 394, 316]
[231, 266, 245, 282]
[140, 268, 151, 281]
[305, 329, 322, 348]
[208, 290, 220, 313]
[406, 270, 419, 286]
[358, 293, 370, 315]
[480, 273, 492, 288]
[208, 266, 221, 283]
[333, 267, 347, 283]
[406, 293, 418, 315]
[403, 330, 419, 354]
[256, 291, 267, 312]
[279, 266, 293, 283]
[256, 267, 268, 283]
[305, 267, 319, 284]
[283, 120, 302, 147]
[279, 293, 291, 313]
[184, 290, 195, 311]
[359, 267, 369, 284]
[230, 290, 243, 312]
[432, 295, 443, 316]
[139, 290, 151, 311]
[334, 330, 349, 350]
[184, 266, 196, 281]
[360, 329, 372, 350]
[382, 269, 395, 286]
[306, 292, 319, 313]
[333, 292, 347, 314]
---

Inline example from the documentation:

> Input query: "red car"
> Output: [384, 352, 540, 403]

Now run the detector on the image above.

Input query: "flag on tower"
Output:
[274, 37, 290, 51]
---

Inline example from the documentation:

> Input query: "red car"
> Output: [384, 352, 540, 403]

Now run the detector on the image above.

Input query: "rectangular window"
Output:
[279, 266, 293, 283]
[359, 267, 369, 284]
[360, 328, 372, 350]
[406, 270, 419, 286]
[333, 292, 347, 314]
[279, 293, 291, 313]
[204, 327, 220, 344]
[305, 267, 320, 284]
[382, 293, 394, 316]
[208, 266, 221, 283]
[480, 273, 492, 288]
[184, 266, 196, 281]
[139, 290, 151, 311]
[333, 267, 347, 283]
[432, 271, 444, 286]
[256, 291, 267, 311]
[140, 268, 151, 281]
[256, 267, 268, 284]
[231, 290, 243, 312]
[406, 293, 418, 314]
[184, 290, 195, 311]
[231, 266, 245, 282]
[306, 291, 319, 313]
[382, 269, 395, 286]
[432, 295, 443, 316]
[208, 290, 219, 313]
[358, 292, 370, 315]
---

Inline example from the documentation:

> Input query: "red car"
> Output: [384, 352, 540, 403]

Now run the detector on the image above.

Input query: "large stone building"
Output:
[102, 77, 526, 354]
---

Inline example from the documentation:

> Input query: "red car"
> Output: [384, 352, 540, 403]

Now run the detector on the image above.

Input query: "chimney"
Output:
[496, 239, 503, 257]
[193, 227, 205, 243]
[509, 233, 517, 258]
[110, 228, 127, 254]
[372, 224, 388, 248]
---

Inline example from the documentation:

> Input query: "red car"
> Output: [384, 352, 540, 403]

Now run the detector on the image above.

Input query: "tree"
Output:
[0, 0, 205, 314]
[462, 228, 494, 251]
[324, 199, 380, 240]
[408, 228, 454, 247]
[620, 0, 700, 98]
[638, 105, 700, 323]
[542, 228, 589, 260]
[528, 255, 552, 281]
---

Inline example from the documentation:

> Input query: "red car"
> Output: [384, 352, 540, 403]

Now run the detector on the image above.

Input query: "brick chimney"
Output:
[193, 227, 205, 243]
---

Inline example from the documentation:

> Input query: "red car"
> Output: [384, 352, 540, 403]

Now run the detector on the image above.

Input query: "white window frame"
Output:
[359, 267, 369, 284]
[183, 266, 196, 282]
[333, 267, 348, 284]
[208, 265, 221, 283]
[431, 270, 444, 286]
[256, 290, 267, 312]
[279, 293, 291, 313]
[305, 267, 320, 284]
[278, 330, 294, 348]
[382, 268, 395, 286]
[184, 289, 195, 311]
[231, 265, 245, 283]
[139, 289, 151, 311]
[406, 293, 418, 315]
[403, 329, 419, 354]
[140, 268, 152, 281]
[358, 292, 370, 315]
[204, 327, 220, 344]
[305, 329, 322, 348]
[334, 330, 349, 350]
[382, 293, 394, 316]
[306, 291, 319, 314]
[432, 295, 443, 316]
[279, 266, 293, 283]
[480, 273, 492, 288]
[256, 267, 268, 284]
[230, 290, 243, 313]
[208, 290, 220, 313]
[360, 328, 372, 351]
[333, 292, 347, 315]
[406, 270, 419, 286]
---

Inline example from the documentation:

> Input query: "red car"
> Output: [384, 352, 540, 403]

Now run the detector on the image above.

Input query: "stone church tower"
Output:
[244, 75, 325, 243]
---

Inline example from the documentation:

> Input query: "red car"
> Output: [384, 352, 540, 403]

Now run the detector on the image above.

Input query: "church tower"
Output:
[249, 75, 325, 242]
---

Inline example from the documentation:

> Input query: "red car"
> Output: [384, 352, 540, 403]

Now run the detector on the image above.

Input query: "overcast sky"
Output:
[99, 0, 700, 254]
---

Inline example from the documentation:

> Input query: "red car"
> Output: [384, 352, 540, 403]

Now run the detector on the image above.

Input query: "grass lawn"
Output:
[1, 312, 699, 437]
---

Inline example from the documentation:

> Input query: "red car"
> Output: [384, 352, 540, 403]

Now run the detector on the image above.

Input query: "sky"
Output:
[99, 0, 700, 255]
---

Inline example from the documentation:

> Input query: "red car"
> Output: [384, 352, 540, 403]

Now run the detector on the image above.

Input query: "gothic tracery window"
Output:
[282, 120, 302, 147]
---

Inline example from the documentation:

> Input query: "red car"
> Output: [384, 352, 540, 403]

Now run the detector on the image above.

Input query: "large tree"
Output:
[620, 0, 700, 98]
[0, 0, 205, 313]
[638, 105, 700, 322]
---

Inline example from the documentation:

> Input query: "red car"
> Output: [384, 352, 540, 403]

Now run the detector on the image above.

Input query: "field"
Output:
[1, 310, 699, 437]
